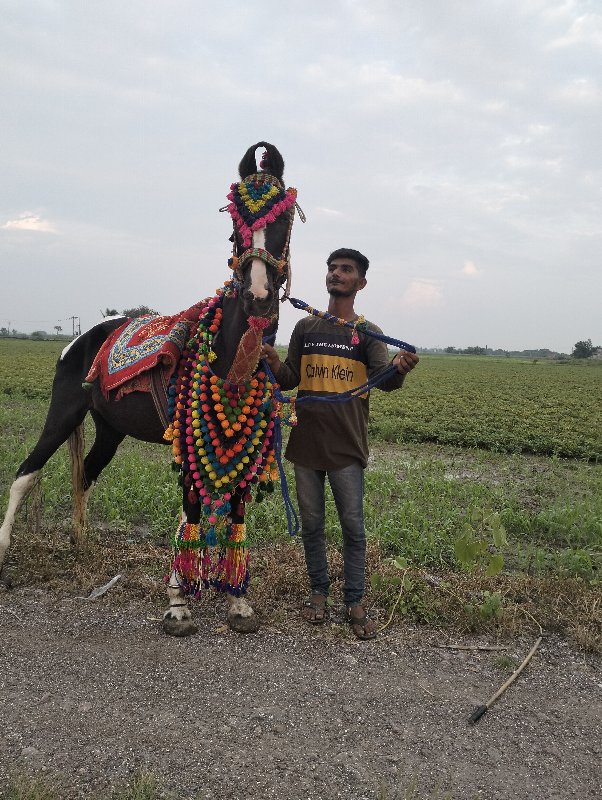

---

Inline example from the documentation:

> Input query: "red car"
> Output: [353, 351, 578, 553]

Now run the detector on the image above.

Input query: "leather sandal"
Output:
[347, 606, 377, 640]
[301, 594, 329, 624]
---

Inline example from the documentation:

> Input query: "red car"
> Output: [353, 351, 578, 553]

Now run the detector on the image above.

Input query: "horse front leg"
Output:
[162, 483, 202, 637]
[226, 589, 259, 633]
[224, 493, 259, 634]
[162, 565, 199, 637]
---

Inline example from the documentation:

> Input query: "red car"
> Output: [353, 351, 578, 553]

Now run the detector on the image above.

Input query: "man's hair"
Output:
[327, 248, 370, 277]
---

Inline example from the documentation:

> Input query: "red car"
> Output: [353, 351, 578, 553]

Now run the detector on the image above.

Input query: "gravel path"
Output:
[1, 588, 600, 800]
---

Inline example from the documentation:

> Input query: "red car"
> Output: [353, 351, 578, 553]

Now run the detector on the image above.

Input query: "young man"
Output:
[261, 248, 418, 639]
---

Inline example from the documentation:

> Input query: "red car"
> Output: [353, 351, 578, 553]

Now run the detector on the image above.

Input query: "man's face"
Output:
[326, 258, 367, 297]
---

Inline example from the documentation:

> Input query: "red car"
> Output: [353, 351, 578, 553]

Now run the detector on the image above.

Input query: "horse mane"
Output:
[238, 141, 285, 183]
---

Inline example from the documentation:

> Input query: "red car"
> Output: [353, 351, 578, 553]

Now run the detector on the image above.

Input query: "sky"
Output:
[1, 0, 601, 353]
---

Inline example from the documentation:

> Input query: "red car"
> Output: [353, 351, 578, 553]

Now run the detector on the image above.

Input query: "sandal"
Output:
[301, 594, 329, 624]
[347, 605, 377, 640]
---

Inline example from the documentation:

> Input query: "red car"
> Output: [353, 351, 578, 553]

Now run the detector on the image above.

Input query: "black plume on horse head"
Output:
[238, 142, 285, 183]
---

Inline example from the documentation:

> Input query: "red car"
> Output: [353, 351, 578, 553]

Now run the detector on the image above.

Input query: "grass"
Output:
[2, 773, 463, 800]
[0, 344, 600, 652]
[1, 773, 164, 800]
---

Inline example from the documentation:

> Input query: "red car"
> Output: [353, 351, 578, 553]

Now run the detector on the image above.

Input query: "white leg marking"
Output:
[0, 472, 40, 569]
[163, 570, 192, 623]
[249, 228, 269, 300]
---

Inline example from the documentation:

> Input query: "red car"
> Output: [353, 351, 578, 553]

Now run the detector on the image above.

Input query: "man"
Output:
[261, 248, 418, 639]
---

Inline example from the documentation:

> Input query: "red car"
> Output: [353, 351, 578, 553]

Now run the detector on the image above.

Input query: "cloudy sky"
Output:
[1, 0, 600, 352]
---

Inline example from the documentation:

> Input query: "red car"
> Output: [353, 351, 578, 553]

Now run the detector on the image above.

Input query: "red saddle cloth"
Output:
[85, 304, 203, 400]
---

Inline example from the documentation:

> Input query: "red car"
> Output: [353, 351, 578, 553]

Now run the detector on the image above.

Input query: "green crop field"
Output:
[0, 338, 601, 647]
[370, 353, 602, 460]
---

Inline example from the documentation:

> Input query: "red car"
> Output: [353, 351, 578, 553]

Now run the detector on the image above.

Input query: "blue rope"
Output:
[286, 296, 416, 354]
[271, 412, 300, 535]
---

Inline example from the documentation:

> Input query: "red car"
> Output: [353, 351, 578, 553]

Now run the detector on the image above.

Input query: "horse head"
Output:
[225, 142, 298, 320]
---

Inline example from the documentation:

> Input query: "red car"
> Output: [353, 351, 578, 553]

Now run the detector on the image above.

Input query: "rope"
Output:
[271, 412, 300, 535]
[286, 296, 416, 354]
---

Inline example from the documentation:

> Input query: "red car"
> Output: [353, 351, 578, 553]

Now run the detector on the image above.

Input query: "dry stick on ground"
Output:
[468, 635, 543, 724]
[377, 568, 409, 634]
[439, 644, 507, 652]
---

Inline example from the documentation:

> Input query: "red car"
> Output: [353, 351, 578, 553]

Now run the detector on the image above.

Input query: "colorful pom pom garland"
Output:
[227, 172, 298, 250]
[164, 279, 281, 595]
[170, 520, 250, 597]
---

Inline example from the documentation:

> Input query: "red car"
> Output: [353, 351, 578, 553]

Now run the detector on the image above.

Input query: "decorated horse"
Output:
[0, 142, 301, 636]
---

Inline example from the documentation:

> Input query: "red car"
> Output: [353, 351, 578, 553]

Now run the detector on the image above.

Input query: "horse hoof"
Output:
[227, 612, 260, 634]
[162, 616, 198, 637]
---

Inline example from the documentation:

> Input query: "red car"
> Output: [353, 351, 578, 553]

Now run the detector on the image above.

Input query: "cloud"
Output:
[1, 214, 57, 233]
[400, 279, 444, 309]
[548, 13, 602, 49]
[556, 77, 602, 105]
[462, 260, 481, 277]
[303, 59, 463, 108]
[315, 207, 343, 217]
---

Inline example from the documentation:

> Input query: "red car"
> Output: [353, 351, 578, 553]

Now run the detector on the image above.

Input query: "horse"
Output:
[0, 141, 300, 636]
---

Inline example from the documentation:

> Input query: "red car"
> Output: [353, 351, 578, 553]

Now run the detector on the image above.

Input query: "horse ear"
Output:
[238, 142, 285, 182]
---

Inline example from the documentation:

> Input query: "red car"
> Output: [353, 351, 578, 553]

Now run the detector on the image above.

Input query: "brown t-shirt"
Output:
[276, 316, 404, 470]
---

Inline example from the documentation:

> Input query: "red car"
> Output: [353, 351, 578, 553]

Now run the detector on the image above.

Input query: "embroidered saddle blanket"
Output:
[85, 305, 203, 401]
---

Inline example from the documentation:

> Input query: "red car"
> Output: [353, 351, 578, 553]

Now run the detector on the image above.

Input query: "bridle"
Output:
[220, 172, 305, 301]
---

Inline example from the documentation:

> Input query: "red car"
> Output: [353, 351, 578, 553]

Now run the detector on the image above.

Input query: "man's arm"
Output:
[365, 330, 418, 391]
[392, 349, 419, 376]
[260, 325, 303, 390]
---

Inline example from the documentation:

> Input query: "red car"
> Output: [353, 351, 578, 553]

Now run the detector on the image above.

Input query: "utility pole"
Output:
[68, 315, 78, 338]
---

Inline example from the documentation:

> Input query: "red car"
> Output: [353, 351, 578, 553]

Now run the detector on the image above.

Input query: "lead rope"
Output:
[285, 296, 416, 353]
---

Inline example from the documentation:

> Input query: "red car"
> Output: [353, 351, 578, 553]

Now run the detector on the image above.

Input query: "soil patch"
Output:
[1, 587, 600, 800]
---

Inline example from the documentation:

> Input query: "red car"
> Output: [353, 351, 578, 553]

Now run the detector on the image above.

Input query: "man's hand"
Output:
[260, 342, 282, 375]
[393, 349, 419, 375]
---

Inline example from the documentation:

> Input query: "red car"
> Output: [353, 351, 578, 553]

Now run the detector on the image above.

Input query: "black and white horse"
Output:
[0, 142, 296, 635]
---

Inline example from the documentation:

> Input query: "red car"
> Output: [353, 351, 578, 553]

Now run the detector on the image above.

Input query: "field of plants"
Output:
[370, 353, 602, 460]
[0, 338, 600, 647]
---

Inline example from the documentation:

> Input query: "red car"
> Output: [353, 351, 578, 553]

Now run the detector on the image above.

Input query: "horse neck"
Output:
[211, 294, 278, 379]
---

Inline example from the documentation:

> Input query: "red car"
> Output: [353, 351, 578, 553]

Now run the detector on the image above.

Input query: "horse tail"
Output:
[238, 142, 285, 183]
[68, 422, 87, 545]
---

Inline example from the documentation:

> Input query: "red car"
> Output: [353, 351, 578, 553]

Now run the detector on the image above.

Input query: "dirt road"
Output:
[1, 588, 600, 800]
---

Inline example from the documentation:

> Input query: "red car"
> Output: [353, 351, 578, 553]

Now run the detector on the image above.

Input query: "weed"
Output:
[1, 775, 60, 800]
[111, 773, 166, 800]
[454, 509, 507, 576]
[494, 654, 519, 671]
[464, 590, 505, 627]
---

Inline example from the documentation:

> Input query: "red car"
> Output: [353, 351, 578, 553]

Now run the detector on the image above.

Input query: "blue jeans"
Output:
[294, 462, 366, 606]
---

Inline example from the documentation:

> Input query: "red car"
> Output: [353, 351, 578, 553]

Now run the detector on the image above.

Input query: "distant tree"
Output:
[121, 305, 159, 318]
[102, 307, 119, 317]
[571, 339, 599, 359]
[54, 325, 62, 335]
[31, 330, 47, 340]
[463, 346, 487, 356]
[0, 327, 8, 336]
[444, 346, 457, 353]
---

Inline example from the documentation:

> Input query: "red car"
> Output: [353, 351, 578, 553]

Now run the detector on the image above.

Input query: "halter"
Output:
[220, 171, 304, 296]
